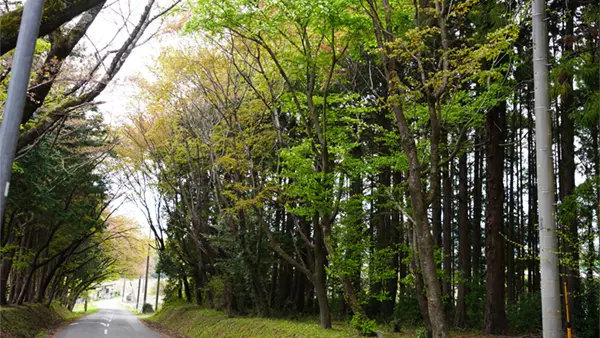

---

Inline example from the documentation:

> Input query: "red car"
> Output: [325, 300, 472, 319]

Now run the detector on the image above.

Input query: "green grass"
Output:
[0, 302, 71, 338]
[72, 301, 99, 316]
[144, 302, 520, 338]
[145, 303, 412, 338]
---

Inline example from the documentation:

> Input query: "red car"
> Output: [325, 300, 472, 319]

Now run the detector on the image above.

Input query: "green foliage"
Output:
[350, 313, 378, 336]
[577, 278, 600, 338]
[414, 327, 427, 338]
[465, 280, 485, 329]
[506, 293, 542, 332]
[391, 289, 423, 328]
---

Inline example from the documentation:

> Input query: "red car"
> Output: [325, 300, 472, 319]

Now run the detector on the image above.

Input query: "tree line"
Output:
[0, 0, 175, 310]
[118, 0, 599, 337]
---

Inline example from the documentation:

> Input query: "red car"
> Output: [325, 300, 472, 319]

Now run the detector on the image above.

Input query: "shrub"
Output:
[142, 303, 154, 313]
[391, 289, 423, 329]
[506, 292, 542, 332]
[350, 313, 378, 336]
[577, 278, 599, 338]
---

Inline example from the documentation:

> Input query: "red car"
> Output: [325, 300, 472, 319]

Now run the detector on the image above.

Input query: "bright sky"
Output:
[84, 0, 172, 232]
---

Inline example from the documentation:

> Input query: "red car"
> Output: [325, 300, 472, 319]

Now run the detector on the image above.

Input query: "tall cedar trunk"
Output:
[269, 209, 282, 308]
[279, 212, 294, 308]
[455, 153, 469, 327]
[516, 107, 525, 297]
[591, 124, 600, 281]
[442, 156, 452, 310]
[372, 168, 391, 316]
[432, 181, 442, 250]
[507, 115, 515, 303]
[472, 134, 483, 280]
[484, 102, 508, 334]
[527, 89, 540, 293]
[344, 146, 366, 318]
[383, 171, 402, 318]
[559, 0, 579, 322]
[294, 268, 306, 312]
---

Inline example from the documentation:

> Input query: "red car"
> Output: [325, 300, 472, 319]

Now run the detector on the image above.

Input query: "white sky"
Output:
[84, 0, 174, 232]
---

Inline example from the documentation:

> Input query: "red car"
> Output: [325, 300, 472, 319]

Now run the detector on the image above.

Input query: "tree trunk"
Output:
[472, 134, 483, 281]
[183, 276, 192, 302]
[454, 153, 469, 328]
[313, 222, 331, 329]
[0, 0, 107, 56]
[0, 252, 14, 305]
[410, 226, 433, 338]
[558, 0, 579, 324]
[442, 155, 452, 311]
[484, 102, 508, 334]
[507, 122, 515, 303]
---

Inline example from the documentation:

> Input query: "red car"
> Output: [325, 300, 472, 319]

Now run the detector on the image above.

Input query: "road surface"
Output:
[56, 299, 162, 338]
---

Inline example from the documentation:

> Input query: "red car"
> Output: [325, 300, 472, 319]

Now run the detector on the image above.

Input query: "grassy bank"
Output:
[145, 303, 402, 338]
[0, 302, 97, 338]
[144, 303, 529, 338]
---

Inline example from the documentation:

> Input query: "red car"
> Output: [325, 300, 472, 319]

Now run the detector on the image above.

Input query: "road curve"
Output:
[56, 299, 162, 338]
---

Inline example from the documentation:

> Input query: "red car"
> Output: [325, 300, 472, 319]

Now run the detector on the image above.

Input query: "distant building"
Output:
[95, 281, 118, 299]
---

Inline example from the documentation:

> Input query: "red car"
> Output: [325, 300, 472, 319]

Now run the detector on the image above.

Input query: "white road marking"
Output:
[69, 322, 79, 326]
[104, 329, 107, 335]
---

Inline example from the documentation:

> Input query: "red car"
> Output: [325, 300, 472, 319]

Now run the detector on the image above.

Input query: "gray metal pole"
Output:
[532, 0, 562, 336]
[0, 0, 46, 223]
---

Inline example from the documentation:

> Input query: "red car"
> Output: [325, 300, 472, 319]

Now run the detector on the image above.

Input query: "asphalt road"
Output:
[56, 299, 162, 338]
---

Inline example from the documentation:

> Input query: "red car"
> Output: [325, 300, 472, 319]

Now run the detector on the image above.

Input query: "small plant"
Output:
[415, 327, 427, 338]
[142, 303, 154, 313]
[350, 313, 377, 336]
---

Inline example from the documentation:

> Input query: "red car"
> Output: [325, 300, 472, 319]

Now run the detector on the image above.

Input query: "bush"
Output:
[577, 278, 599, 338]
[507, 292, 542, 332]
[350, 313, 377, 336]
[391, 289, 423, 329]
[465, 279, 485, 329]
[142, 303, 154, 313]
[415, 327, 427, 338]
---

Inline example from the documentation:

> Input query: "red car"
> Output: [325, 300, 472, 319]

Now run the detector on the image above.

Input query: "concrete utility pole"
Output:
[143, 249, 150, 307]
[532, 0, 562, 336]
[0, 0, 45, 222]
[142, 228, 151, 309]
[122, 278, 126, 302]
[136, 277, 141, 311]
[155, 272, 160, 311]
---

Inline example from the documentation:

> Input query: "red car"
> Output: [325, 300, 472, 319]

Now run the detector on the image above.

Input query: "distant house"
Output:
[95, 281, 118, 299]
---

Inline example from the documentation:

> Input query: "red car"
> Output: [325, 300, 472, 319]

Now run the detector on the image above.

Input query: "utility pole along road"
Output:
[56, 299, 162, 338]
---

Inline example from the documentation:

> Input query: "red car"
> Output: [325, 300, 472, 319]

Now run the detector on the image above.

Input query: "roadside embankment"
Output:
[0, 302, 96, 338]
[143, 302, 365, 338]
